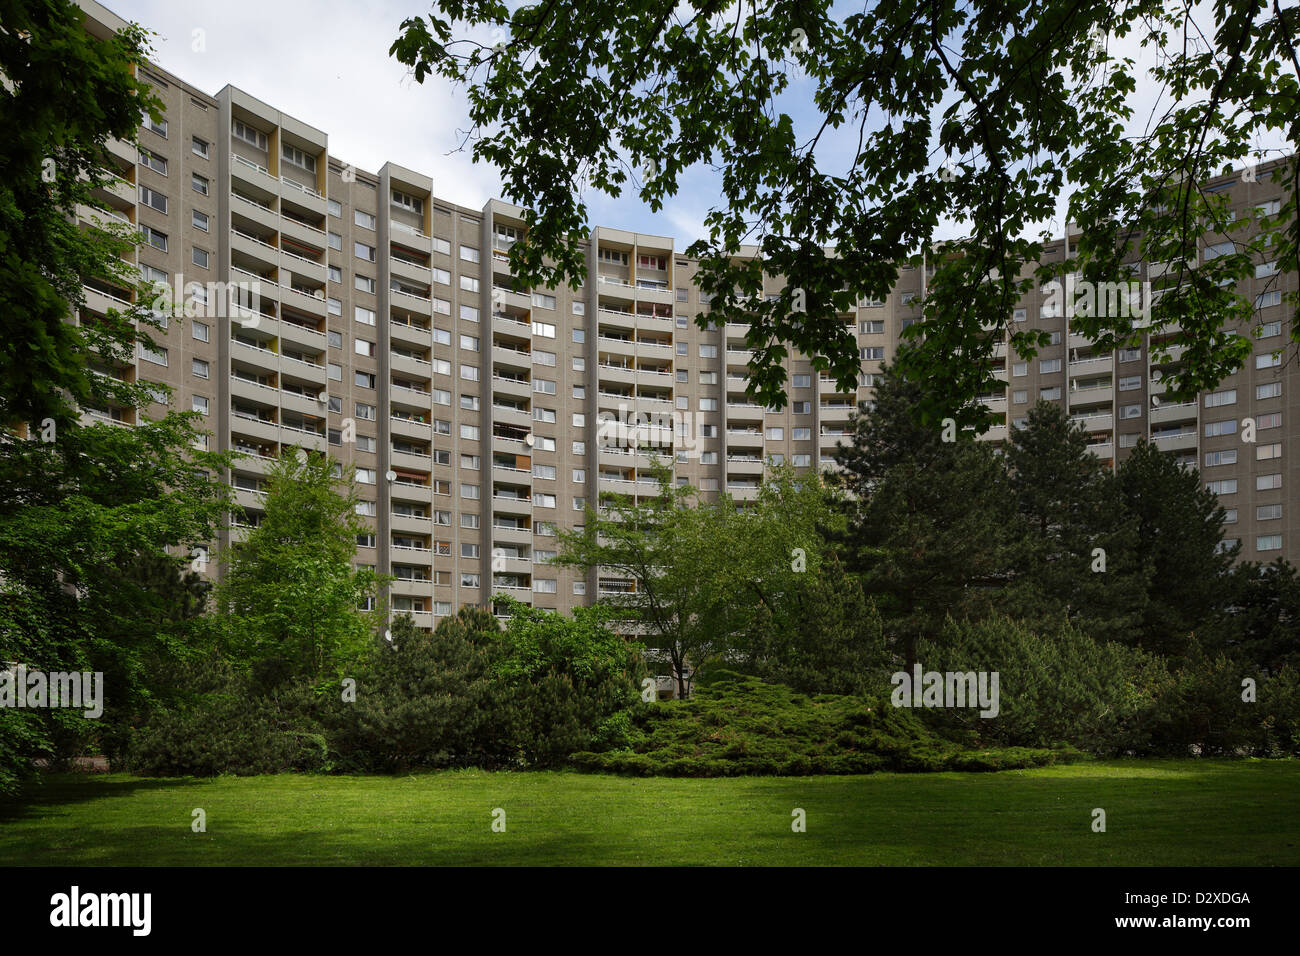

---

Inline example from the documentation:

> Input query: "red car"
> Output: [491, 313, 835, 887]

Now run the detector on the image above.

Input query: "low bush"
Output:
[569, 671, 1068, 776]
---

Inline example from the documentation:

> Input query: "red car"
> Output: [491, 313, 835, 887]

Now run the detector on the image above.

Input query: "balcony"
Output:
[1151, 429, 1197, 451]
[491, 374, 532, 401]
[1150, 400, 1198, 426]
[232, 153, 279, 193]
[390, 415, 432, 440]
[391, 351, 432, 379]
[390, 510, 433, 535]
[391, 319, 432, 348]
[1070, 384, 1114, 408]
[1070, 412, 1114, 432]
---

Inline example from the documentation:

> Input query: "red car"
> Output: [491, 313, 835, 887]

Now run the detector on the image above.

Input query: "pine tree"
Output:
[1004, 401, 1150, 642]
[831, 366, 1032, 671]
[1116, 440, 1235, 657]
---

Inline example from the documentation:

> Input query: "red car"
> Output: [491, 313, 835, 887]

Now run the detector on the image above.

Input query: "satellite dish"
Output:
[523, 433, 535, 447]
[385, 470, 397, 482]
[384, 629, 392, 643]
[1151, 396, 1161, 407]
[317, 391, 328, 403]
[1151, 370, 1162, 382]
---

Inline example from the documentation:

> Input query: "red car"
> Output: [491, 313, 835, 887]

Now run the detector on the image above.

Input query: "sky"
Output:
[109, 0, 1288, 251]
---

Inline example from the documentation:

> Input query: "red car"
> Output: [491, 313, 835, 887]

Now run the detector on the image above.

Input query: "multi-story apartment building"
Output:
[71, 1, 1296, 632]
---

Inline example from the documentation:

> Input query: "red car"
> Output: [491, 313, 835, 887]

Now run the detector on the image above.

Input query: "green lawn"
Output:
[2, 760, 1297, 866]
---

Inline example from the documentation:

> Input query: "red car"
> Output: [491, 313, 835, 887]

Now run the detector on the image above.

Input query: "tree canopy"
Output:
[392, 0, 1298, 423]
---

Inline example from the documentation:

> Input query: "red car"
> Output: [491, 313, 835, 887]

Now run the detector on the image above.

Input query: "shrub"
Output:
[570, 671, 1067, 776]
[125, 675, 326, 776]
[915, 616, 1165, 754]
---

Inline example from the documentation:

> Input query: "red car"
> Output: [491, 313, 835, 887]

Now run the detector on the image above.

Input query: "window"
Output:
[461, 424, 480, 440]
[137, 343, 167, 366]
[861, 347, 885, 361]
[328, 232, 342, 251]
[1256, 290, 1283, 310]
[1012, 389, 1028, 404]
[328, 200, 341, 217]
[1013, 308, 1027, 322]
[1259, 320, 1282, 338]
[355, 242, 376, 262]
[192, 247, 209, 268]
[1204, 450, 1237, 467]
[139, 224, 167, 251]
[1119, 433, 1138, 448]
[327, 297, 342, 316]
[461, 573, 480, 588]
[355, 372, 375, 389]
[1257, 535, 1283, 552]
[1204, 419, 1236, 437]
[1041, 386, 1062, 401]
[354, 275, 376, 295]
[792, 402, 810, 415]
[355, 339, 376, 357]
[1040, 358, 1062, 374]
[533, 379, 555, 395]
[1206, 479, 1237, 495]
[460, 245, 480, 263]
[460, 275, 480, 293]
[355, 306, 376, 326]
[1256, 351, 1282, 370]
[765, 427, 784, 440]
[1258, 504, 1282, 521]
[572, 441, 586, 455]
[191, 172, 209, 195]
[1202, 240, 1235, 261]
[460, 305, 480, 323]
[573, 581, 587, 595]
[532, 292, 555, 309]
[192, 210, 209, 232]
[1119, 347, 1142, 362]
[461, 395, 480, 411]
[1204, 388, 1237, 408]
[354, 209, 375, 230]
[572, 413, 585, 427]
[138, 148, 167, 174]
[533, 464, 556, 480]
[392, 189, 423, 214]
[793, 427, 811, 441]
[1120, 404, 1140, 419]
[1117, 375, 1141, 391]
[573, 301, 585, 315]
[356, 468, 376, 484]
[191, 395, 209, 416]
[1257, 443, 1282, 461]
[232, 120, 267, 149]
[192, 358, 209, 379]
[281, 143, 316, 172]
[532, 321, 556, 338]
[792, 374, 811, 388]
[191, 136, 209, 158]
[1258, 412, 1282, 430]
[699, 398, 718, 411]
[460, 365, 479, 382]
[328, 364, 341, 381]
[461, 513, 480, 529]
[861, 320, 885, 334]
[1256, 474, 1282, 491]
[354, 402, 375, 420]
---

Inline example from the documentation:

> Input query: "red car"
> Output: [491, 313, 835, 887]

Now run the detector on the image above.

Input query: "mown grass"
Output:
[1, 760, 1296, 866]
